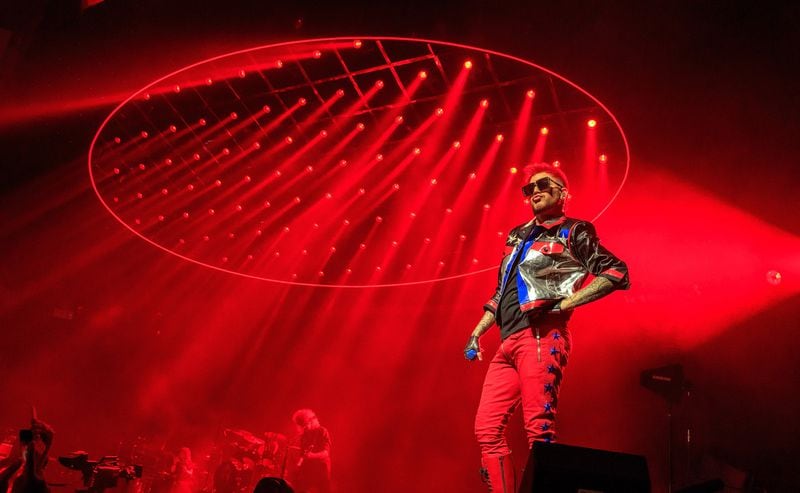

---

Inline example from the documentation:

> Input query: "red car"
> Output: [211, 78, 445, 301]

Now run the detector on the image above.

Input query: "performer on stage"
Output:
[260, 432, 287, 478]
[0, 416, 54, 493]
[289, 410, 330, 493]
[169, 447, 195, 493]
[465, 162, 630, 492]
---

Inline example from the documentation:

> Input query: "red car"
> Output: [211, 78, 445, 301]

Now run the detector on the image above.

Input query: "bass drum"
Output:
[212, 460, 252, 493]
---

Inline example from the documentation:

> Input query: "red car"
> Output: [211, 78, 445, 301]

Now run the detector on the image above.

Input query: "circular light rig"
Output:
[88, 37, 629, 287]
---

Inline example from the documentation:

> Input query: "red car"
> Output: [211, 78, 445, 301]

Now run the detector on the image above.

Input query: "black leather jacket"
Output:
[484, 216, 629, 314]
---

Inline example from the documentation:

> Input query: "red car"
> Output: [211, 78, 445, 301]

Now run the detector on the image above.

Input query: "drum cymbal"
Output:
[223, 428, 264, 447]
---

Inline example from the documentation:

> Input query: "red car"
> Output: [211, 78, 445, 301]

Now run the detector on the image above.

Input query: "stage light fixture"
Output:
[90, 37, 629, 287]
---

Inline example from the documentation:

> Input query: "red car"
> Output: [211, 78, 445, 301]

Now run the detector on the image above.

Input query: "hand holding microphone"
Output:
[464, 336, 483, 361]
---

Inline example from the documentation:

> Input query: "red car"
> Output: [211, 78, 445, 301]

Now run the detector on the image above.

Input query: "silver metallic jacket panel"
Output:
[486, 217, 630, 314]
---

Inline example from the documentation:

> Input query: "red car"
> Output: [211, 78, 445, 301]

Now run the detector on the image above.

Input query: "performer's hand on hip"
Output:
[464, 336, 483, 361]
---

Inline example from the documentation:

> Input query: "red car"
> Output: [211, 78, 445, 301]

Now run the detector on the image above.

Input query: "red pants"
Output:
[474, 325, 571, 456]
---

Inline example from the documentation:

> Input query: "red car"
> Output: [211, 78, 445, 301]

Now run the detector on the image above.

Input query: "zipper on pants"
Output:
[535, 327, 542, 362]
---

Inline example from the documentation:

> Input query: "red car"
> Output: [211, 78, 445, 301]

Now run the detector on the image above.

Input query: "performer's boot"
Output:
[481, 453, 516, 493]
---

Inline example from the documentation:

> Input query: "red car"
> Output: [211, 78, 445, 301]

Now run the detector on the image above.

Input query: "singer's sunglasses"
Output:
[522, 177, 564, 197]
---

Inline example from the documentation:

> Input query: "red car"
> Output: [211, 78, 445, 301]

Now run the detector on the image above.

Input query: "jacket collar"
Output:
[515, 216, 567, 243]
[535, 215, 567, 230]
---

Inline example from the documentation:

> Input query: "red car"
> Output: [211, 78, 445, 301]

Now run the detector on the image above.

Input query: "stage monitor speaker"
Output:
[519, 441, 650, 493]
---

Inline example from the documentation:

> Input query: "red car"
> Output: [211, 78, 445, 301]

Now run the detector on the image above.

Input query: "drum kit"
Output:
[141, 428, 290, 493]
[210, 428, 287, 493]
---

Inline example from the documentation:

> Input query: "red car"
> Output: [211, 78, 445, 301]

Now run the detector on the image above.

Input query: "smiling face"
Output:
[527, 172, 567, 218]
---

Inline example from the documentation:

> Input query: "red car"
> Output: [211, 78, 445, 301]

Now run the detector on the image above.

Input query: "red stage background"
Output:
[1, 2, 799, 492]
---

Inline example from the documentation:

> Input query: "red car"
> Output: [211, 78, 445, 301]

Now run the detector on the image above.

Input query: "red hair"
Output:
[521, 162, 569, 190]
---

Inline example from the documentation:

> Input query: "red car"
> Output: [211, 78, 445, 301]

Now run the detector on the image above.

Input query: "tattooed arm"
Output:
[470, 311, 496, 338]
[558, 276, 614, 311]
